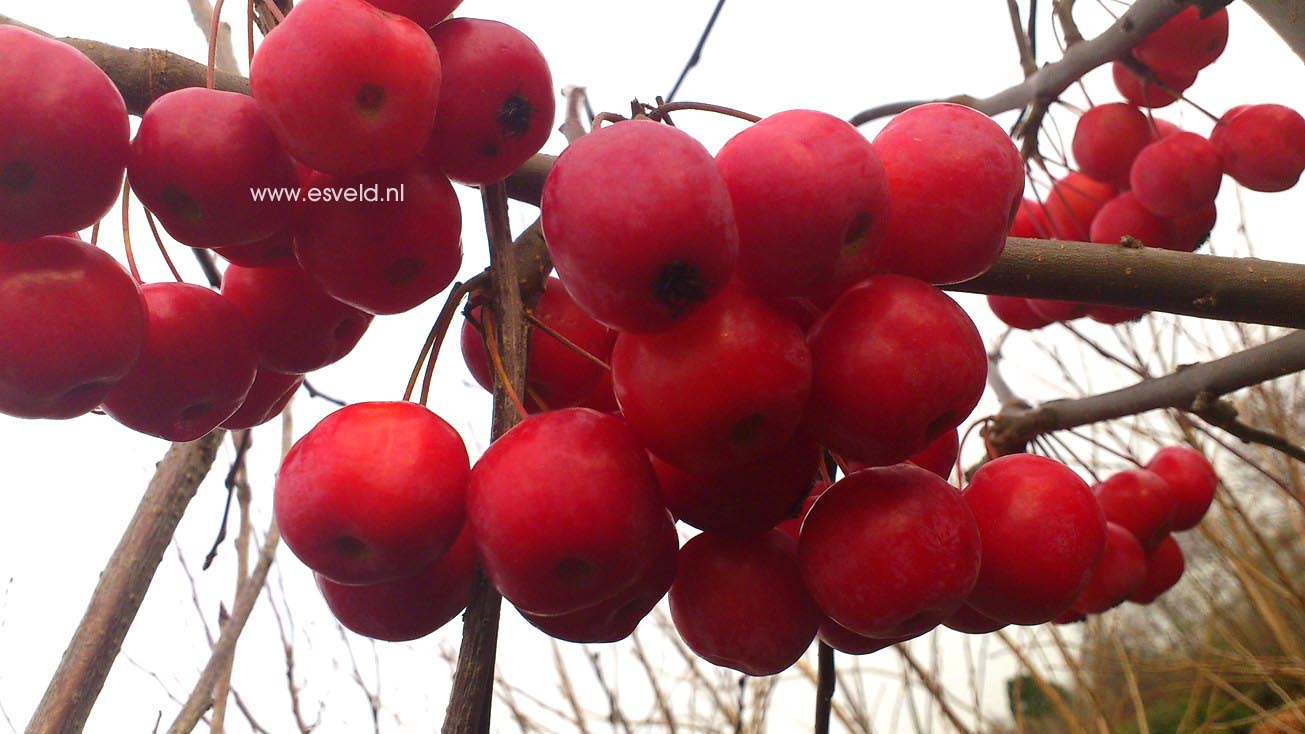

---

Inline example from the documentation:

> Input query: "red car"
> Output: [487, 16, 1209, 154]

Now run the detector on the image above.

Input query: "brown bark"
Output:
[1244, 0, 1305, 65]
[26, 431, 225, 734]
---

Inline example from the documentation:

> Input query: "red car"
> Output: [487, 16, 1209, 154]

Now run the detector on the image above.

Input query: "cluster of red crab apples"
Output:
[0, 0, 1240, 676]
[989, 4, 1305, 329]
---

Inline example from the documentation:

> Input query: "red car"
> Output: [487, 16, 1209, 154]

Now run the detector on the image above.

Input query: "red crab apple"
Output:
[1090, 192, 1173, 249]
[1132, 6, 1229, 78]
[842, 427, 960, 480]
[0, 26, 130, 242]
[1094, 468, 1176, 551]
[317, 525, 475, 642]
[1111, 61, 1196, 110]
[714, 109, 889, 298]
[962, 454, 1106, 625]
[128, 88, 298, 247]
[0, 236, 145, 419]
[467, 408, 666, 615]
[541, 119, 738, 332]
[670, 530, 821, 676]
[461, 277, 614, 409]
[872, 102, 1025, 284]
[520, 512, 678, 644]
[221, 262, 373, 374]
[102, 283, 258, 441]
[1210, 104, 1305, 192]
[250, 0, 442, 174]
[800, 465, 982, 639]
[942, 604, 1006, 635]
[1128, 534, 1185, 604]
[275, 401, 470, 585]
[818, 621, 922, 656]
[1089, 305, 1147, 325]
[425, 18, 555, 185]
[1072, 103, 1152, 187]
[1145, 446, 1217, 530]
[1130, 133, 1222, 217]
[295, 163, 462, 315]
[366, 0, 463, 27]
[220, 367, 303, 430]
[1009, 197, 1050, 238]
[1043, 172, 1116, 241]
[612, 280, 811, 473]
[1166, 204, 1217, 252]
[213, 230, 296, 268]
[649, 436, 819, 534]
[1073, 521, 1146, 614]
[804, 275, 985, 468]
[988, 295, 1054, 331]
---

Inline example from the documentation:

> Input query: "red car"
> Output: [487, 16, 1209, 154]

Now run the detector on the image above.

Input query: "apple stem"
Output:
[481, 309, 529, 422]
[205, 0, 227, 90]
[120, 180, 142, 283]
[523, 310, 611, 372]
[403, 276, 483, 404]
[142, 209, 184, 283]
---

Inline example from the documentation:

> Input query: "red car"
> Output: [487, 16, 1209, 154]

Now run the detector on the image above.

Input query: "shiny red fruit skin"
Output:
[425, 19, 554, 185]
[220, 367, 303, 430]
[1026, 298, 1091, 323]
[1088, 305, 1147, 325]
[0, 236, 145, 419]
[818, 619, 921, 655]
[1145, 446, 1217, 530]
[542, 120, 738, 333]
[1133, 7, 1229, 77]
[461, 277, 614, 409]
[1130, 133, 1222, 217]
[1210, 104, 1305, 192]
[1009, 198, 1051, 238]
[128, 88, 298, 247]
[776, 481, 829, 543]
[0, 26, 130, 242]
[715, 109, 889, 298]
[1094, 468, 1177, 552]
[942, 603, 1006, 635]
[613, 281, 811, 473]
[213, 230, 296, 268]
[962, 454, 1105, 625]
[520, 513, 678, 644]
[670, 530, 821, 676]
[1111, 61, 1196, 110]
[295, 163, 462, 315]
[988, 295, 1053, 330]
[800, 465, 982, 638]
[872, 103, 1024, 284]
[275, 401, 470, 585]
[1128, 534, 1184, 604]
[1043, 173, 1116, 241]
[366, 0, 462, 27]
[1165, 204, 1217, 253]
[102, 283, 258, 441]
[250, 0, 441, 175]
[805, 275, 985, 468]
[1073, 522, 1146, 614]
[1073, 104, 1152, 187]
[467, 408, 667, 615]
[317, 525, 475, 641]
[908, 428, 960, 480]
[1090, 192, 1174, 249]
[650, 437, 818, 534]
[222, 262, 373, 374]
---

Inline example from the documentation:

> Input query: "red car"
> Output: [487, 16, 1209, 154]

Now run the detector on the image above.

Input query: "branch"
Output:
[1243, 0, 1305, 64]
[1189, 392, 1305, 464]
[814, 643, 835, 734]
[987, 331, 1305, 453]
[441, 182, 530, 734]
[166, 521, 281, 734]
[27, 431, 226, 734]
[848, 0, 1183, 126]
[950, 238, 1305, 330]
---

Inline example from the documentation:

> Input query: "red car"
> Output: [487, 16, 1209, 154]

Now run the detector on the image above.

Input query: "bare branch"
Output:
[988, 330, 1305, 453]
[849, 0, 1183, 126]
[185, 0, 239, 74]
[27, 432, 225, 734]
[1190, 392, 1305, 464]
[1243, 0, 1305, 64]
[1007, 0, 1037, 77]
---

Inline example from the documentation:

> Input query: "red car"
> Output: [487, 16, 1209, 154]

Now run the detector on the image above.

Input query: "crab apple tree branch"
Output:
[986, 329, 1305, 456]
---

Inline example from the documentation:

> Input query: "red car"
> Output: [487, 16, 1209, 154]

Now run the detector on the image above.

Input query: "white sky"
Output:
[0, 1, 1302, 732]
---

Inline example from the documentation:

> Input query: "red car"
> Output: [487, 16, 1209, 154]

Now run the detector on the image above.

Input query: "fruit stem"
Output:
[142, 209, 184, 284]
[646, 100, 762, 124]
[205, 0, 227, 90]
[402, 276, 482, 404]
[481, 309, 529, 422]
[523, 310, 611, 372]
[120, 180, 141, 284]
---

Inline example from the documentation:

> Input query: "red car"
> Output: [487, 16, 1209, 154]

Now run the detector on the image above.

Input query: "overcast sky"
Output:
[0, 1, 1302, 732]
